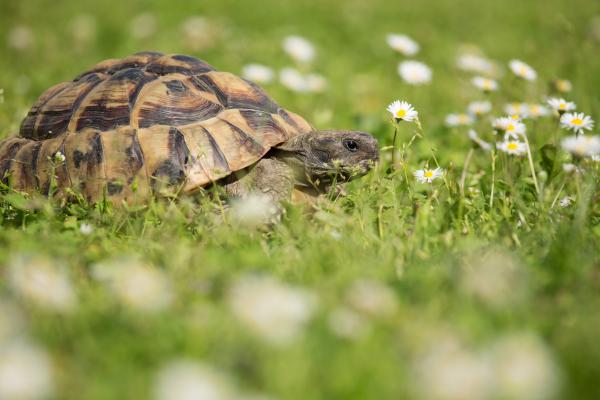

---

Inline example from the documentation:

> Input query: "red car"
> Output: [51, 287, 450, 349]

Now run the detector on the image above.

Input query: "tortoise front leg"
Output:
[224, 157, 295, 222]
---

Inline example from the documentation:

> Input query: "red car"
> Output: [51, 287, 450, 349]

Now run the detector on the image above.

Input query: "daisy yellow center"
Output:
[572, 118, 583, 126]
[507, 123, 515, 131]
[459, 115, 469, 123]
[558, 103, 566, 110]
[424, 170, 434, 178]
[507, 142, 519, 151]
[396, 109, 407, 118]
[519, 66, 527, 75]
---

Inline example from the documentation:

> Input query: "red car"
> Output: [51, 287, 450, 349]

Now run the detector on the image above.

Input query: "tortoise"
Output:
[0, 52, 379, 209]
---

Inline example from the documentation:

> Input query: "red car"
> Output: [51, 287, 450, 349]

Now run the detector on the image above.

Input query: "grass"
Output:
[1, 0, 600, 399]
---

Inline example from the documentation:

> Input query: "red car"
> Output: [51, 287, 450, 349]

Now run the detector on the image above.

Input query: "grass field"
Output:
[1, 0, 600, 399]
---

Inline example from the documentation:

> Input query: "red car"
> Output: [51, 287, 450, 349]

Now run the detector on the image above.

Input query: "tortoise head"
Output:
[277, 130, 379, 186]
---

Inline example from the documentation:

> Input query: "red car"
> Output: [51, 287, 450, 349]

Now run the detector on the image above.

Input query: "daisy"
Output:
[509, 59, 537, 81]
[560, 112, 594, 134]
[547, 98, 576, 114]
[413, 167, 444, 183]
[467, 101, 492, 117]
[386, 33, 419, 56]
[282, 35, 315, 64]
[398, 61, 432, 85]
[503, 102, 528, 119]
[445, 113, 474, 127]
[279, 68, 308, 92]
[242, 64, 274, 84]
[468, 130, 492, 151]
[526, 103, 550, 119]
[497, 140, 528, 156]
[472, 76, 498, 92]
[53, 151, 66, 163]
[386, 100, 418, 122]
[552, 79, 572, 93]
[456, 53, 496, 76]
[493, 117, 526, 139]
[559, 196, 574, 208]
[560, 135, 600, 158]
[305, 73, 327, 93]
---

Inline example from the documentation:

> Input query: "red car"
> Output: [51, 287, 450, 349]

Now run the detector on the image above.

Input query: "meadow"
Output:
[1, 0, 599, 399]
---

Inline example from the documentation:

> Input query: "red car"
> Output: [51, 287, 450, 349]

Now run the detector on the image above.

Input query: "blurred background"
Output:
[1, 1, 600, 399]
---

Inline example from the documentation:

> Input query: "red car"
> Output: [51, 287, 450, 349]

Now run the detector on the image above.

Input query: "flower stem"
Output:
[391, 123, 398, 171]
[522, 133, 540, 197]
[459, 148, 474, 198]
[489, 150, 497, 209]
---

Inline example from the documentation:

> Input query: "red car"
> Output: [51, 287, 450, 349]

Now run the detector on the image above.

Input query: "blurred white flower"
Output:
[8, 256, 76, 313]
[414, 167, 444, 183]
[592, 154, 600, 162]
[560, 112, 594, 134]
[282, 35, 315, 64]
[471, 76, 498, 92]
[509, 59, 537, 81]
[461, 250, 526, 308]
[497, 140, 528, 156]
[0, 341, 54, 400]
[79, 223, 94, 235]
[93, 259, 173, 313]
[228, 276, 317, 344]
[562, 163, 579, 174]
[242, 64, 274, 84]
[560, 135, 600, 158]
[489, 333, 561, 400]
[398, 61, 432, 85]
[559, 196, 574, 208]
[413, 336, 493, 400]
[493, 117, 525, 139]
[346, 279, 398, 318]
[552, 79, 572, 93]
[305, 73, 327, 92]
[53, 151, 66, 163]
[468, 130, 492, 151]
[445, 113, 474, 127]
[386, 33, 420, 56]
[70, 14, 97, 45]
[467, 101, 492, 117]
[547, 98, 576, 114]
[7, 26, 34, 51]
[130, 13, 157, 39]
[526, 103, 550, 119]
[386, 100, 418, 122]
[279, 68, 309, 92]
[230, 193, 278, 227]
[154, 359, 233, 400]
[328, 307, 370, 340]
[456, 53, 497, 76]
[503, 102, 528, 119]
[181, 16, 207, 45]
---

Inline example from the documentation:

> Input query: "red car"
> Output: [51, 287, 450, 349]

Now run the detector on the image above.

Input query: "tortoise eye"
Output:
[344, 139, 359, 152]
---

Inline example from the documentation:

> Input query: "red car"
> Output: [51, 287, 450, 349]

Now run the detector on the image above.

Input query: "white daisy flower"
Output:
[79, 223, 93, 235]
[414, 167, 444, 183]
[509, 59, 537, 81]
[468, 130, 492, 151]
[497, 140, 528, 156]
[472, 76, 498, 92]
[503, 103, 528, 119]
[154, 360, 233, 400]
[282, 35, 315, 64]
[493, 117, 526, 139]
[305, 73, 327, 93]
[386, 33, 419, 56]
[560, 112, 594, 134]
[345, 279, 398, 319]
[445, 113, 474, 127]
[562, 163, 579, 174]
[526, 103, 550, 119]
[547, 98, 576, 114]
[467, 101, 492, 117]
[242, 64, 274, 84]
[386, 100, 418, 122]
[0, 341, 54, 400]
[398, 60, 432, 85]
[230, 192, 278, 226]
[552, 79, 572, 93]
[592, 154, 600, 162]
[53, 151, 66, 163]
[457, 53, 496, 76]
[279, 68, 309, 92]
[560, 135, 600, 158]
[559, 196, 574, 208]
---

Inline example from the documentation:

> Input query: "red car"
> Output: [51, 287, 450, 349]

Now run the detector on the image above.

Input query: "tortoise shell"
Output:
[4, 52, 312, 202]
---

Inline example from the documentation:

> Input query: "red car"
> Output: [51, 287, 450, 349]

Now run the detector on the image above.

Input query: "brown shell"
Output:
[4, 52, 313, 202]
